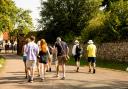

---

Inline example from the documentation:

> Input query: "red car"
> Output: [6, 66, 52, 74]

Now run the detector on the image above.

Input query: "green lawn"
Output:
[67, 56, 128, 71]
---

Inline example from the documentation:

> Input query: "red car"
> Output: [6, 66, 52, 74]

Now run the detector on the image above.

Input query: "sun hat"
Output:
[56, 37, 61, 41]
[88, 40, 94, 44]
[75, 40, 79, 43]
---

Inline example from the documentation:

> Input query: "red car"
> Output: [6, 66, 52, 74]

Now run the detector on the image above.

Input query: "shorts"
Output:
[23, 56, 27, 63]
[26, 60, 36, 69]
[39, 55, 48, 64]
[74, 55, 80, 62]
[88, 57, 96, 63]
[57, 55, 67, 65]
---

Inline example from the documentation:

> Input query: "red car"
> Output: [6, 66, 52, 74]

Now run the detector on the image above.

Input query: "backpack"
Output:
[41, 44, 47, 53]
[76, 45, 82, 56]
[55, 41, 67, 56]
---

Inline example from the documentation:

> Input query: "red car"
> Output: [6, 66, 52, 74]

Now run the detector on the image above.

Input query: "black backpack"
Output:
[76, 45, 82, 56]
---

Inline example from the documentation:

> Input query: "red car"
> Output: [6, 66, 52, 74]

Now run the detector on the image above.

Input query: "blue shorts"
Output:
[88, 57, 96, 63]
[23, 56, 27, 63]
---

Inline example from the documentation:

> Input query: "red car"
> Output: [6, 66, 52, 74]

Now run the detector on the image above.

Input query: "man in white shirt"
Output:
[26, 36, 39, 83]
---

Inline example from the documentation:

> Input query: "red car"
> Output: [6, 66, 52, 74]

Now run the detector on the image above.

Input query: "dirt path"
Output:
[0, 53, 128, 89]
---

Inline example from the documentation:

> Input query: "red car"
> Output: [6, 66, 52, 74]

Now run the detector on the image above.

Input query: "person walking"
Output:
[37, 40, 41, 76]
[26, 36, 39, 83]
[87, 40, 97, 73]
[55, 37, 69, 80]
[38, 39, 50, 81]
[22, 38, 30, 78]
[72, 40, 82, 72]
[46, 45, 53, 72]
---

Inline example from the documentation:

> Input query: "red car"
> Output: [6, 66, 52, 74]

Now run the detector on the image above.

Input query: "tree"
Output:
[82, 0, 128, 43]
[0, 0, 33, 36]
[40, 0, 103, 42]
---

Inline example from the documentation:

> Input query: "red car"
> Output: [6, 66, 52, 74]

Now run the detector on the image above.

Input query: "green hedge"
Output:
[67, 56, 128, 71]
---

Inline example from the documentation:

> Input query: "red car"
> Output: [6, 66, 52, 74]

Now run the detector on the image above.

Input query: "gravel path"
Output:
[0, 53, 128, 89]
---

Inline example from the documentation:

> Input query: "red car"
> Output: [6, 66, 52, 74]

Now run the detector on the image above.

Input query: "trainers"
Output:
[49, 68, 51, 72]
[76, 67, 79, 72]
[30, 80, 33, 83]
[37, 74, 40, 77]
[28, 76, 31, 82]
[55, 75, 59, 77]
[25, 76, 27, 79]
[93, 69, 96, 74]
[41, 78, 44, 82]
[88, 69, 91, 73]
[61, 77, 65, 80]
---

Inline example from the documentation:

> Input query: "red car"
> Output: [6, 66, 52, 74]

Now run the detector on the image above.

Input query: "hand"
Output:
[66, 55, 70, 60]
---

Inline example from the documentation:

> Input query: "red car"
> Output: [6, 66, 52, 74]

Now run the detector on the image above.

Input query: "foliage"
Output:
[82, 0, 128, 43]
[40, 0, 103, 42]
[67, 56, 128, 71]
[0, 0, 33, 37]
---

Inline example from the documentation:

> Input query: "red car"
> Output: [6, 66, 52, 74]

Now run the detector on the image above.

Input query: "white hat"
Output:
[75, 40, 79, 43]
[56, 37, 61, 41]
[88, 40, 93, 44]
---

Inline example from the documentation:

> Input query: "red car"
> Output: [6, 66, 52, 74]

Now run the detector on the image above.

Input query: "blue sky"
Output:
[13, 0, 41, 27]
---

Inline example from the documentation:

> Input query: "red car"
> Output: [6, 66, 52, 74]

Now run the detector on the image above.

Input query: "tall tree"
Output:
[0, 0, 33, 35]
[40, 0, 102, 42]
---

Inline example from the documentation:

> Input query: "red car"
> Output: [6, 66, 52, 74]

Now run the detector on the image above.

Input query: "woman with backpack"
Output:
[39, 39, 50, 81]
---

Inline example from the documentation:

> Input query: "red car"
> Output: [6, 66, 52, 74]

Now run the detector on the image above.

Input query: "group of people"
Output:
[22, 35, 97, 83]
[72, 39, 96, 73]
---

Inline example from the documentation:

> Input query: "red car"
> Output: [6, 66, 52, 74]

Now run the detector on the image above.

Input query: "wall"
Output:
[96, 42, 128, 62]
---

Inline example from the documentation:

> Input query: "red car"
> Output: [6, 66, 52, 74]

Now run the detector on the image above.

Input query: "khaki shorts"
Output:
[57, 55, 67, 65]
[26, 60, 36, 69]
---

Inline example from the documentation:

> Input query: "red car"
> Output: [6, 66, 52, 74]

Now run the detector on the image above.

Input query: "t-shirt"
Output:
[26, 41, 39, 61]
[55, 41, 68, 56]
[87, 44, 96, 57]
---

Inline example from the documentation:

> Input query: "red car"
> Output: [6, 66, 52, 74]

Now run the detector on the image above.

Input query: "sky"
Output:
[13, 0, 42, 28]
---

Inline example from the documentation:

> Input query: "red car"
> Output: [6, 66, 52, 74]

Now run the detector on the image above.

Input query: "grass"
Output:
[67, 56, 128, 71]
[0, 56, 5, 71]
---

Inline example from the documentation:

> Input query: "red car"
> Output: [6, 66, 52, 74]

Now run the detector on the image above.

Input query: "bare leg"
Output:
[36, 59, 40, 76]
[24, 62, 27, 78]
[76, 61, 80, 72]
[56, 64, 59, 77]
[93, 62, 96, 73]
[88, 62, 91, 72]
[62, 63, 65, 79]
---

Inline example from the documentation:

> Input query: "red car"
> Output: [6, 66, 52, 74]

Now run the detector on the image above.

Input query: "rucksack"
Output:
[76, 45, 82, 56]
[41, 44, 47, 53]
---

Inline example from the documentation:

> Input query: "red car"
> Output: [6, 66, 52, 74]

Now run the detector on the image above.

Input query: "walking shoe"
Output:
[28, 76, 31, 82]
[46, 70, 49, 72]
[76, 67, 79, 72]
[88, 69, 91, 73]
[30, 80, 33, 83]
[55, 75, 59, 78]
[25, 76, 27, 79]
[37, 74, 40, 77]
[93, 69, 96, 74]
[49, 68, 51, 72]
[61, 77, 65, 80]
[41, 78, 44, 82]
